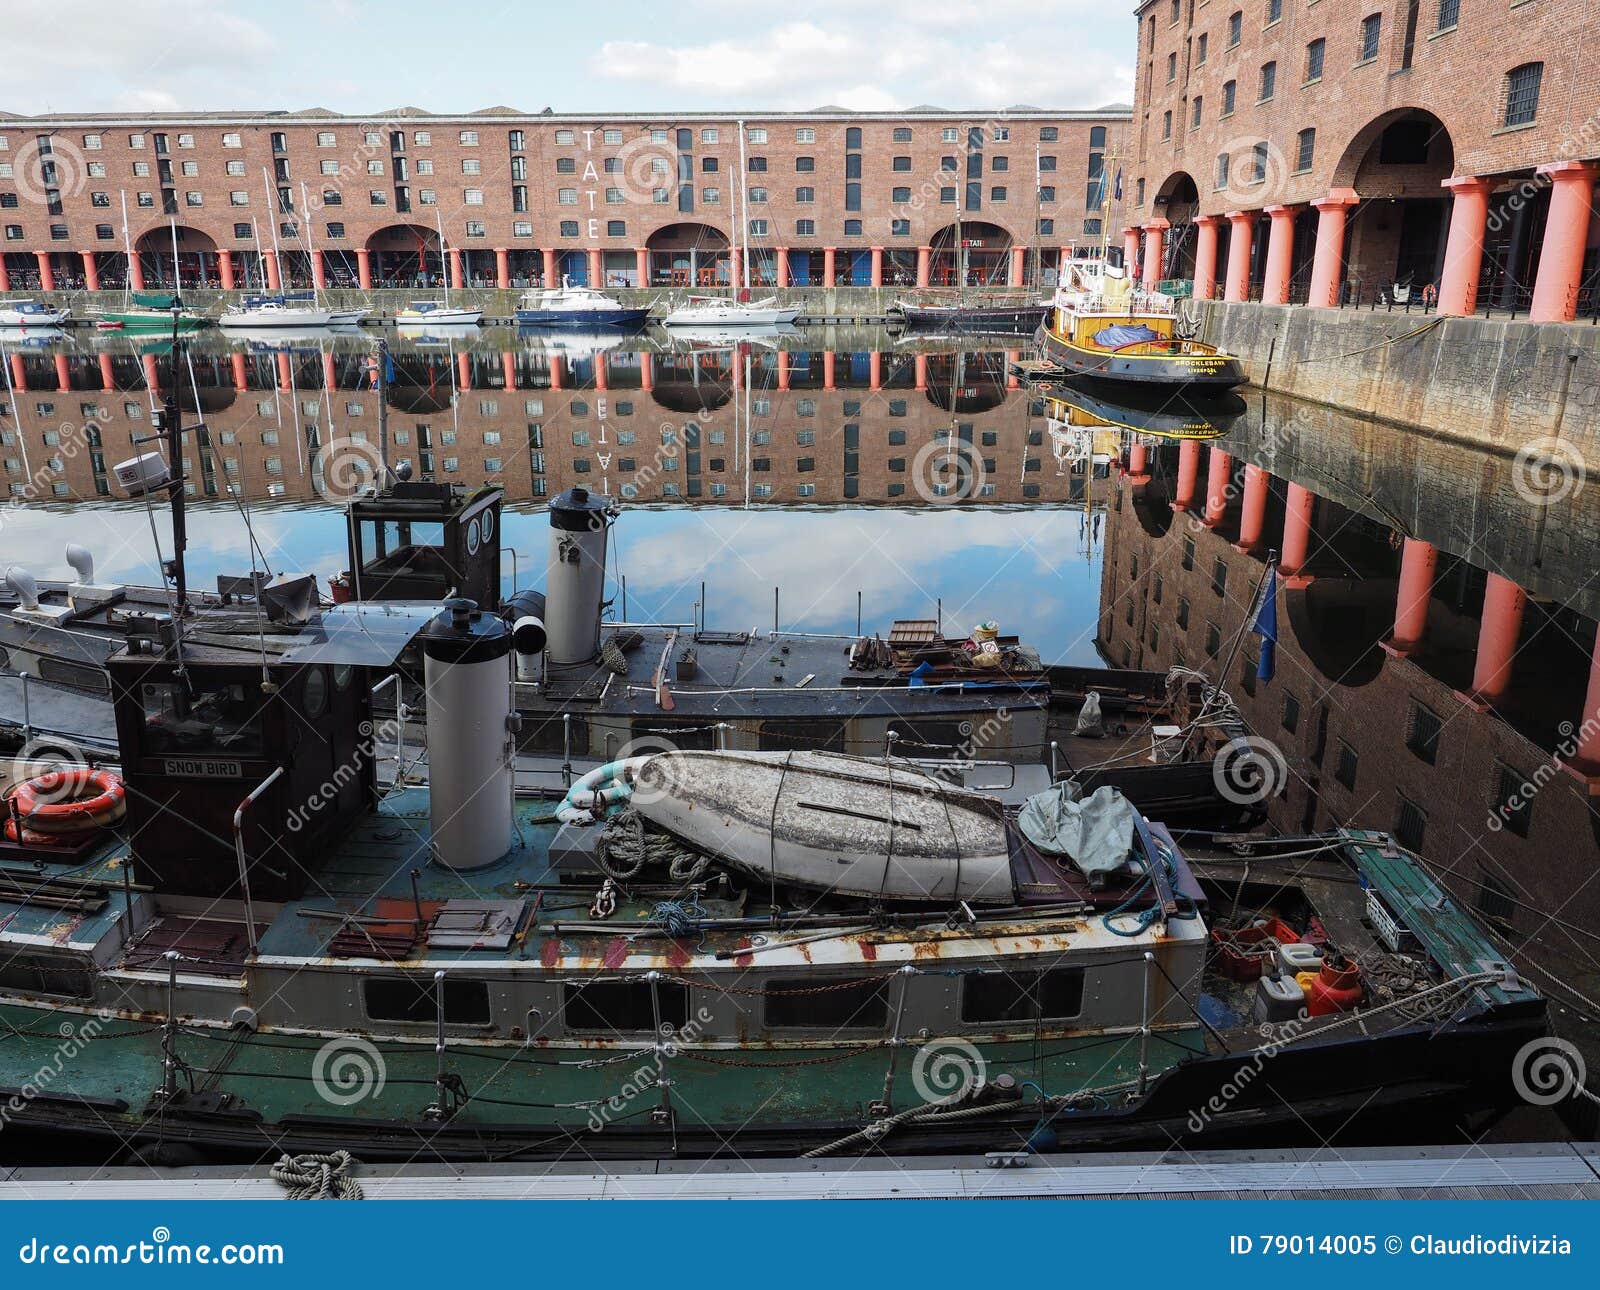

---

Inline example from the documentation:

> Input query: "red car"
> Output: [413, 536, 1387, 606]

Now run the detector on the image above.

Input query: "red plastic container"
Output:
[1212, 918, 1301, 982]
[1306, 955, 1364, 1016]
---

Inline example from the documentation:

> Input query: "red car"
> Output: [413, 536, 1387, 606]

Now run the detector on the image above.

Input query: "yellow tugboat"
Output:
[1036, 260, 1245, 388]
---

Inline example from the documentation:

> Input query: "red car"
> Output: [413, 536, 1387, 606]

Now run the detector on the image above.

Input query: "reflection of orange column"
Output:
[457, 352, 471, 390]
[635, 247, 649, 286]
[502, 351, 517, 391]
[1234, 463, 1268, 550]
[1006, 349, 1021, 390]
[276, 352, 293, 391]
[586, 247, 602, 288]
[98, 352, 116, 389]
[1458, 574, 1526, 709]
[1382, 538, 1438, 656]
[1530, 162, 1599, 323]
[916, 245, 931, 288]
[914, 354, 928, 391]
[218, 249, 235, 291]
[1307, 190, 1357, 308]
[1128, 442, 1149, 482]
[264, 250, 281, 291]
[1437, 177, 1491, 316]
[81, 252, 100, 292]
[495, 248, 509, 290]
[1559, 625, 1600, 788]
[1204, 448, 1231, 527]
[776, 351, 791, 390]
[1280, 483, 1315, 586]
[1262, 205, 1296, 305]
[549, 355, 564, 390]
[870, 246, 883, 286]
[141, 354, 160, 392]
[822, 351, 835, 390]
[1192, 215, 1222, 299]
[8, 353, 27, 392]
[1140, 220, 1167, 291]
[356, 248, 372, 291]
[1173, 439, 1200, 511]
[542, 248, 557, 285]
[594, 353, 608, 390]
[1224, 212, 1254, 303]
[54, 354, 71, 392]
[638, 353, 652, 392]
[231, 353, 249, 391]
[869, 351, 882, 390]
[322, 352, 337, 392]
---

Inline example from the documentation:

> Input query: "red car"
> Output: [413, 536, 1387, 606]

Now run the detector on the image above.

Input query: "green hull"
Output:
[98, 309, 211, 332]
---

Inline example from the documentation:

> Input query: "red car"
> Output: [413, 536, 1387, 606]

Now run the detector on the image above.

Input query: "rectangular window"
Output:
[1494, 764, 1533, 837]
[1334, 741, 1358, 790]
[748, 127, 767, 143]
[795, 185, 814, 203]
[1197, 32, 1208, 63]
[1282, 692, 1301, 734]
[962, 969, 1085, 1023]
[795, 127, 815, 142]
[563, 980, 688, 1032]
[1306, 37, 1325, 80]
[1259, 61, 1276, 100]
[1360, 13, 1381, 61]
[1394, 796, 1427, 852]
[1228, 9, 1242, 45]
[364, 978, 490, 1025]
[459, 130, 479, 146]
[1437, 0, 1459, 27]
[414, 130, 430, 146]
[1223, 80, 1237, 114]
[765, 978, 888, 1029]
[1504, 63, 1543, 127]
[1296, 128, 1315, 171]
[1406, 703, 1442, 764]
[1269, 0, 1282, 20]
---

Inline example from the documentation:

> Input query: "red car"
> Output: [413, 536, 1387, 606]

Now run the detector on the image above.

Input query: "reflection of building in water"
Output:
[1099, 435, 1600, 982]
[0, 340, 1114, 508]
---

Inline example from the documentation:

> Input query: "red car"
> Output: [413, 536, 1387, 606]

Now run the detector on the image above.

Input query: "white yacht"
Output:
[0, 300, 70, 328]
[661, 295, 802, 328]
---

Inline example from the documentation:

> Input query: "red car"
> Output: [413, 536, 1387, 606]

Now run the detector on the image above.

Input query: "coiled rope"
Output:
[270, 1151, 364, 1200]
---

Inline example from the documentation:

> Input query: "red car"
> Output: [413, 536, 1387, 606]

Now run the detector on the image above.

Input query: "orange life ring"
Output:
[7, 768, 126, 835]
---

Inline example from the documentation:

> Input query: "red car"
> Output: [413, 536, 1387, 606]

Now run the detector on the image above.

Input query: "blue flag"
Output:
[1253, 570, 1279, 683]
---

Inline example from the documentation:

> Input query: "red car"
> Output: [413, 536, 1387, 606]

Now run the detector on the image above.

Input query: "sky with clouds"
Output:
[4, 0, 1135, 117]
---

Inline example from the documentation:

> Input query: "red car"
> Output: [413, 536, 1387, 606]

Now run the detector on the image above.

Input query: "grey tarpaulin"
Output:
[1018, 781, 1137, 883]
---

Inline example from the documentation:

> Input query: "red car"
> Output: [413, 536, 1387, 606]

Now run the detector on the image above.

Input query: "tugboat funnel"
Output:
[545, 487, 615, 665]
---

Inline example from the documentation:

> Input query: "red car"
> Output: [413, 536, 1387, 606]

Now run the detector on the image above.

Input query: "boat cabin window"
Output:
[758, 719, 846, 753]
[363, 977, 491, 1025]
[764, 978, 888, 1031]
[961, 968, 1085, 1024]
[0, 950, 94, 998]
[563, 980, 688, 1033]
[354, 518, 457, 598]
[140, 680, 264, 757]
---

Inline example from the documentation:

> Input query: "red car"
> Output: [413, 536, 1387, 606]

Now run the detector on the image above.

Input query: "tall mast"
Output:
[250, 215, 264, 291]
[300, 180, 320, 306]
[261, 166, 283, 289]
[436, 205, 450, 308]
[736, 119, 750, 289]
[956, 122, 966, 296]
[168, 215, 181, 291]
[119, 190, 133, 306]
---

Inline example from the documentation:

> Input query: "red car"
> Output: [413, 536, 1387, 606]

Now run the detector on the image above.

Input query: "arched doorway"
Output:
[133, 226, 219, 289]
[366, 223, 443, 288]
[1332, 109, 1455, 302]
[645, 223, 731, 288]
[930, 222, 1014, 287]
[1153, 172, 1200, 285]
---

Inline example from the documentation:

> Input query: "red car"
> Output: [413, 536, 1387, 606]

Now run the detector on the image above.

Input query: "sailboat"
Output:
[93, 199, 210, 332]
[663, 119, 802, 329]
[395, 209, 483, 326]
[220, 175, 367, 330]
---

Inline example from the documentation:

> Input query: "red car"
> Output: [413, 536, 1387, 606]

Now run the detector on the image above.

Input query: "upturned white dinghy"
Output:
[631, 749, 1016, 904]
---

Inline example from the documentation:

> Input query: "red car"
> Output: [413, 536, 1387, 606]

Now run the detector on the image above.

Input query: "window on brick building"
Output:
[1503, 63, 1543, 126]
[1253, 141, 1269, 182]
[1162, 111, 1172, 140]
[1223, 79, 1237, 114]
[1197, 32, 1208, 63]
[1494, 764, 1533, 837]
[1192, 97, 1203, 128]
[1394, 796, 1427, 852]
[1296, 128, 1315, 171]
[1167, 51, 1177, 81]
[1306, 38, 1325, 80]
[1259, 61, 1276, 100]
[1359, 12, 1381, 61]
[1436, 0, 1459, 27]
[1268, 0, 1282, 20]
[1228, 9, 1242, 45]
[1334, 741, 1358, 790]
[1406, 703, 1441, 763]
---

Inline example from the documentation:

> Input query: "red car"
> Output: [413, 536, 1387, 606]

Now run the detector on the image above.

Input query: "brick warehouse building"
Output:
[0, 107, 1128, 295]
[1125, 0, 1600, 319]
